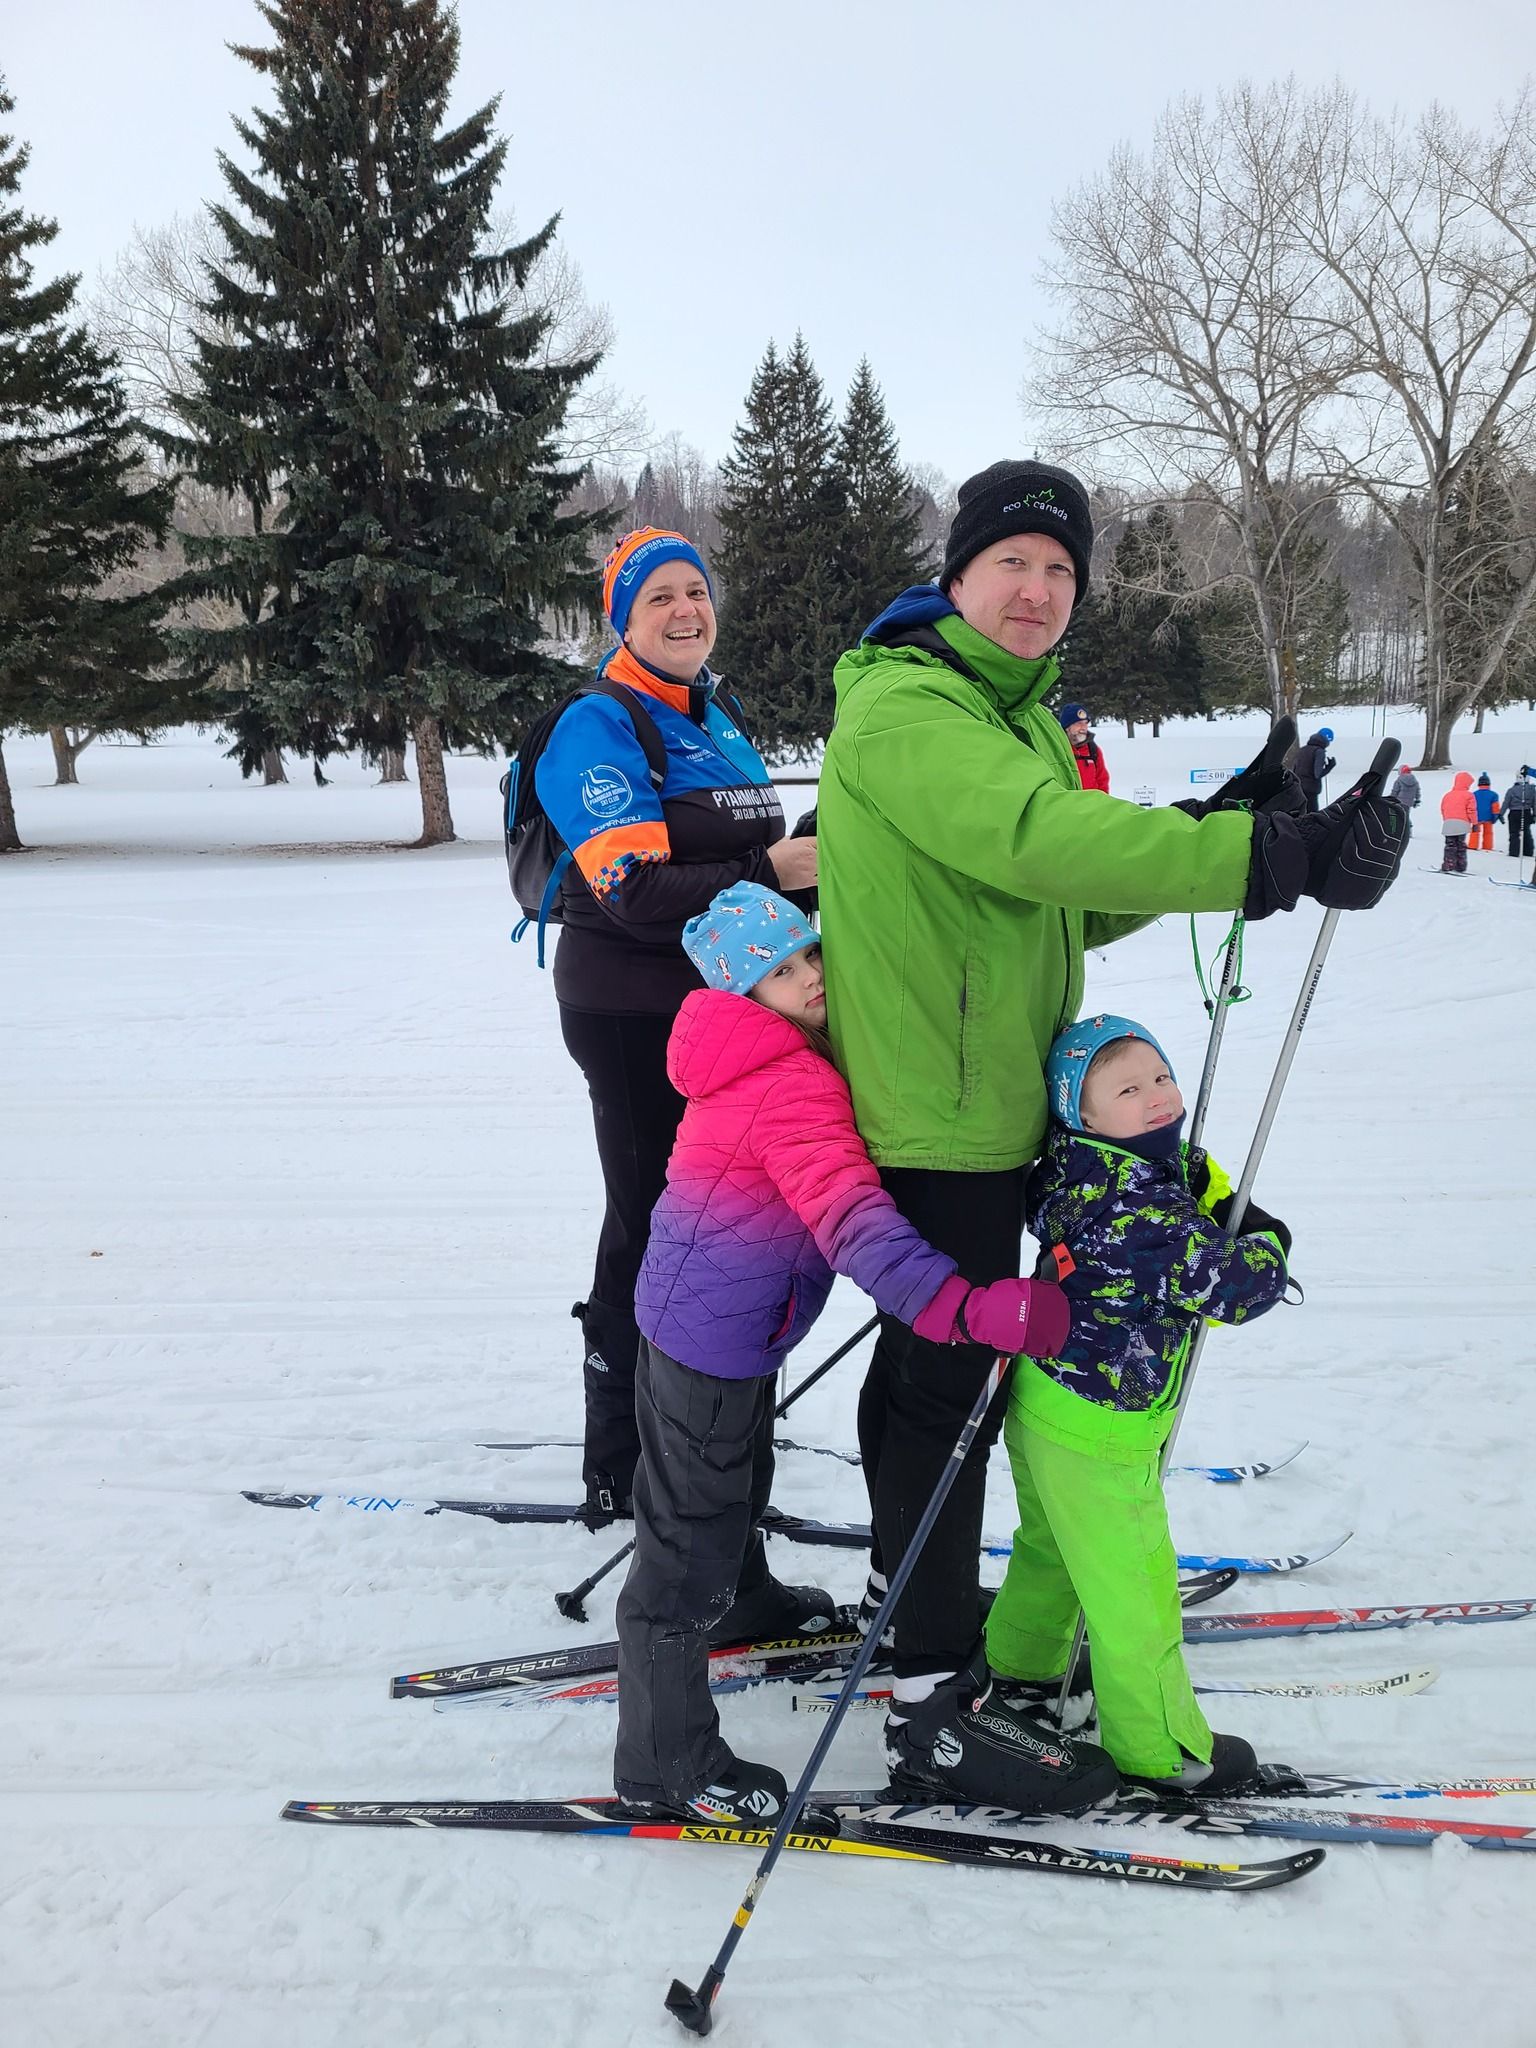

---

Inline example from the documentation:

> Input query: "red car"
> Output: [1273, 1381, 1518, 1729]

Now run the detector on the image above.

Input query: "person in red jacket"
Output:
[1440, 771, 1477, 873]
[1058, 702, 1111, 792]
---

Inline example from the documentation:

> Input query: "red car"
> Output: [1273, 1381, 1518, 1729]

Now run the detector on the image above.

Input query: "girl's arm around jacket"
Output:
[751, 1053, 957, 1326]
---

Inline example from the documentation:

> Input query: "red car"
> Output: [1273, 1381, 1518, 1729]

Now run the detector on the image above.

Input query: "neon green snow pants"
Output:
[983, 1410, 1213, 1777]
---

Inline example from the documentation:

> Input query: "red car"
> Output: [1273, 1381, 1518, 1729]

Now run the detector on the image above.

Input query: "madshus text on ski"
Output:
[270, 476, 1445, 2037]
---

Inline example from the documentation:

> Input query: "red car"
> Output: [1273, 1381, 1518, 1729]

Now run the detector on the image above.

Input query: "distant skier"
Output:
[1469, 774, 1501, 853]
[982, 1013, 1294, 1795]
[1058, 702, 1111, 792]
[613, 882, 1109, 1827]
[1386, 764, 1421, 812]
[1294, 728, 1336, 812]
[1502, 766, 1534, 859]
[1440, 771, 1477, 873]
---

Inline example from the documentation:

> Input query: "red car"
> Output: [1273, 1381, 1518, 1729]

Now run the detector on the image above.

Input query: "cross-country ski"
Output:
[241, 1485, 1348, 1575]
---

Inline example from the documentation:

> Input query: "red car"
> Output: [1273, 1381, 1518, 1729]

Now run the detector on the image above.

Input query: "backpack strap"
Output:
[580, 677, 669, 791]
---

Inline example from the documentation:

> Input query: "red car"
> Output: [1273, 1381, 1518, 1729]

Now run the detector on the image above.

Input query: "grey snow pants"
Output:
[613, 1341, 776, 1804]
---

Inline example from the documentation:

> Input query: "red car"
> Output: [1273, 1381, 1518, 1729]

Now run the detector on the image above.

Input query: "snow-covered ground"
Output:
[3, 710, 1534, 2048]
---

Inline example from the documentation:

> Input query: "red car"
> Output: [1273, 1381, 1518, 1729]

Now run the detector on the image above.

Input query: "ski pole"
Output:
[554, 1315, 879, 1621]
[1053, 735, 1401, 1722]
[1187, 717, 1296, 1135]
[1161, 735, 1401, 1473]
[664, 1352, 1011, 2038]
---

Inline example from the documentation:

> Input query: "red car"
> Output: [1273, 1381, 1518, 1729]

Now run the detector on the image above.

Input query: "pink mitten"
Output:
[912, 1274, 1071, 1359]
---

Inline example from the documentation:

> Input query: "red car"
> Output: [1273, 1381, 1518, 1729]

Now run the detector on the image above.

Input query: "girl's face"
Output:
[1080, 1039, 1183, 1140]
[751, 943, 825, 1027]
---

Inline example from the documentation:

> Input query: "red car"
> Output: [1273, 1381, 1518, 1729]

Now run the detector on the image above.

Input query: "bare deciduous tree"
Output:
[484, 211, 648, 467]
[1293, 89, 1536, 764]
[1030, 82, 1360, 719]
[85, 214, 228, 437]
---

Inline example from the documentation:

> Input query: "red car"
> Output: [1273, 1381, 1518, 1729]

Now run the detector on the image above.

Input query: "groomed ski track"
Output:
[6, 718, 1535, 2048]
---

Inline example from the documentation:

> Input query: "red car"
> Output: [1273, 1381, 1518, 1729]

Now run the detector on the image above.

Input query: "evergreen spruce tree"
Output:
[1196, 583, 1271, 713]
[716, 334, 847, 758]
[834, 358, 933, 621]
[163, 0, 600, 845]
[1061, 510, 1205, 734]
[0, 80, 174, 849]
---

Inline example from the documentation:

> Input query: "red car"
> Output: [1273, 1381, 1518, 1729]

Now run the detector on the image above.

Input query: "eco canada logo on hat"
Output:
[939, 460, 1095, 601]
[681, 882, 814, 994]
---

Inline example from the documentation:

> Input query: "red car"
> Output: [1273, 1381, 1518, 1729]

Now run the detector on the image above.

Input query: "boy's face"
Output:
[750, 943, 825, 1027]
[1080, 1040, 1183, 1140]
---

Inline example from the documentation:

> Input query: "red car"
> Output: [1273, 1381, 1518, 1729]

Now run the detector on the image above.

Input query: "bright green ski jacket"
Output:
[819, 598, 1253, 1172]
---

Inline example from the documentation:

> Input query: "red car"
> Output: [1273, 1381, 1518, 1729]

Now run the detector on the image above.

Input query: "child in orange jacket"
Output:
[1440, 772, 1477, 873]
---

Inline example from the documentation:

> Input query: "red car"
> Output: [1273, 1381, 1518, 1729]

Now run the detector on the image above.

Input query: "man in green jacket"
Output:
[819, 458, 1407, 1810]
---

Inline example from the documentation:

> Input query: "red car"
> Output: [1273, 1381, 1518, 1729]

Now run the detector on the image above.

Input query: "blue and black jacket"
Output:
[533, 646, 785, 1013]
[1025, 1124, 1288, 1423]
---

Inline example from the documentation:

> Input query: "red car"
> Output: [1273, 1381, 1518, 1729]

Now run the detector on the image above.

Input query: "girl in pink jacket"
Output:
[613, 882, 1103, 1828]
[1439, 771, 1477, 873]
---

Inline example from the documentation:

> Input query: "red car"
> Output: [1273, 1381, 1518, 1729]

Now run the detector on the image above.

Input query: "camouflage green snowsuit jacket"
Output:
[1026, 1125, 1288, 1420]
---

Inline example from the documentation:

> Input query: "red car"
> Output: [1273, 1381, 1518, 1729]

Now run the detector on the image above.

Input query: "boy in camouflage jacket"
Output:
[984, 1013, 1291, 1793]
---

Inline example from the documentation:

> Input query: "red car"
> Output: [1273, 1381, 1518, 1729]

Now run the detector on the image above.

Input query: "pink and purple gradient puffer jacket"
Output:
[635, 990, 957, 1379]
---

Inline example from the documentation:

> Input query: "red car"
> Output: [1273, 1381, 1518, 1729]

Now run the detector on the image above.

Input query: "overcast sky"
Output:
[6, 0, 1532, 486]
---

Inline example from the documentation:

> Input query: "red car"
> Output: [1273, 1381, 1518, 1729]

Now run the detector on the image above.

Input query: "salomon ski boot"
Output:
[1124, 1732, 1306, 1798]
[884, 1646, 1120, 1813]
[706, 1576, 843, 1646]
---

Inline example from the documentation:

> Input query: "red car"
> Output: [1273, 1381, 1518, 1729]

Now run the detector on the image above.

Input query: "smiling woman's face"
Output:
[623, 560, 717, 680]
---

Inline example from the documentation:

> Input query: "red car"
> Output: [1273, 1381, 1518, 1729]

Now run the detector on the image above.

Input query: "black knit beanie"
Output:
[940, 459, 1094, 601]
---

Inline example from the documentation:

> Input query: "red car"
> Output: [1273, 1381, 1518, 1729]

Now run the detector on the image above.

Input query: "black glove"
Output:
[1244, 768, 1410, 918]
[1322, 755, 1337, 777]
[1211, 1192, 1292, 1257]
[1172, 718, 1305, 823]
[785, 803, 819, 915]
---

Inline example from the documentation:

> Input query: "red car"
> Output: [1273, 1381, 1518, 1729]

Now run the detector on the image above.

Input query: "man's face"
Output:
[1066, 717, 1090, 744]
[948, 533, 1076, 661]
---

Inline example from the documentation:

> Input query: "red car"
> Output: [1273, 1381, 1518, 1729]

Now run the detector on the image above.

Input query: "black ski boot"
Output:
[994, 1654, 1097, 1738]
[856, 1574, 895, 1648]
[706, 1578, 843, 1646]
[1124, 1732, 1305, 1797]
[883, 1646, 1120, 1813]
[619, 1754, 790, 1828]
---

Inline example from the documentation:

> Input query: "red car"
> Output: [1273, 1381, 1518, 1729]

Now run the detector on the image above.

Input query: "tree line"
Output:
[3, 17, 1534, 855]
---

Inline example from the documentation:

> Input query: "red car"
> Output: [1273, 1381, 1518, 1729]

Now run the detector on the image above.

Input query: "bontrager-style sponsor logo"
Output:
[580, 764, 634, 819]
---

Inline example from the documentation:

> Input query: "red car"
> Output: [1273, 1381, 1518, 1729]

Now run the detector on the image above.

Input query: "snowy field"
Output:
[3, 709, 1535, 2048]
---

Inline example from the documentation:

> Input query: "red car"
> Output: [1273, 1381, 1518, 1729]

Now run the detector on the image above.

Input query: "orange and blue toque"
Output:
[601, 528, 712, 639]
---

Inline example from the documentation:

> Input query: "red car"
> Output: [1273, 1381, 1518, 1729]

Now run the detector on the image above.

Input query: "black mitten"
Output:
[1211, 1192, 1293, 1257]
[1245, 774, 1409, 917]
[1172, 718, 1303, 823]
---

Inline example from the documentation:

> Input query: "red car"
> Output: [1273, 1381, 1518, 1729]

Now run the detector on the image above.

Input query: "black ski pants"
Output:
[614, 1342, 775, 1804]
[1508, 810, 1535, 857]
[558, 1006, 685, 1500]
[858, 1164, 1028, 1678]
